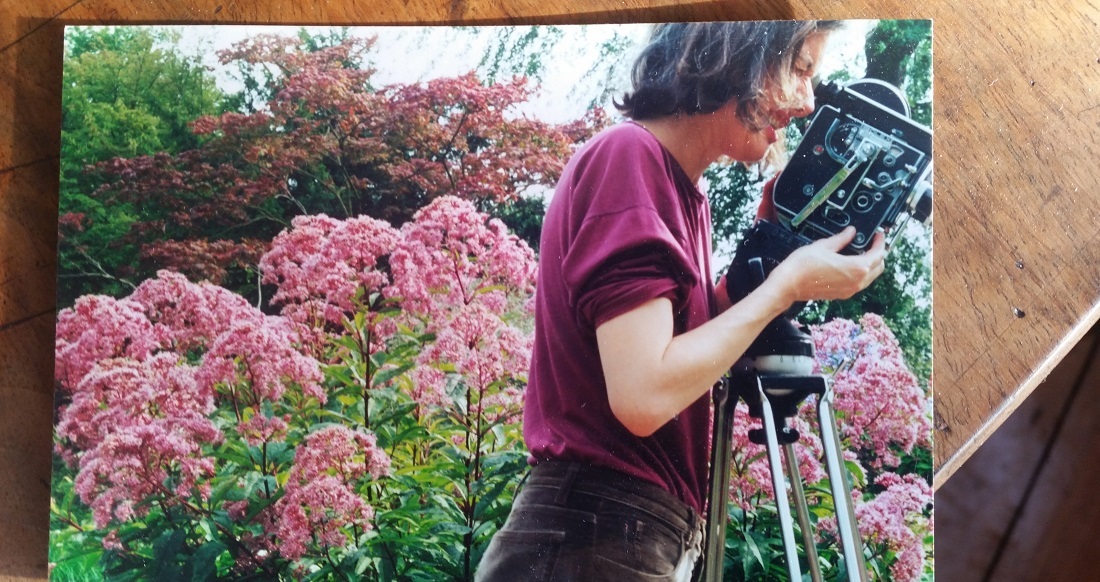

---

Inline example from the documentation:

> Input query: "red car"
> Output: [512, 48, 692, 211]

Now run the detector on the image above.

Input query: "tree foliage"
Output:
[58, 27, 226, 306]
[75, 34, 604, 301]
[865, 20, 932, 126]
[473, 25, 565, 85]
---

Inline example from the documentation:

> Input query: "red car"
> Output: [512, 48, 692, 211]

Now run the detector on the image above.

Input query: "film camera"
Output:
[725, 78, 933, 307]
[774, 77, 933, 252]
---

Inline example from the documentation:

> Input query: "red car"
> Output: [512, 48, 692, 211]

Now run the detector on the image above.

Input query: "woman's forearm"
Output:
[596, 274, 795, 437]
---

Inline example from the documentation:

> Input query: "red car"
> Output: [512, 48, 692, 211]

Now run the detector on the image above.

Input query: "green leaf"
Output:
[373, 361, 415, 387]
[150, 530, 186, 581]
[189, 541, 227, 582]
[212, 440, 254, 468]
[208, 477, 239, 505]
[472, 477, 513, 521]
[741, 531, 766, 576]
[843, 460, 867, 489]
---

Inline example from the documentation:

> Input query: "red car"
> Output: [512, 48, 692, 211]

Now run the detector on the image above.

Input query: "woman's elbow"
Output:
[607, 393, 664, 438]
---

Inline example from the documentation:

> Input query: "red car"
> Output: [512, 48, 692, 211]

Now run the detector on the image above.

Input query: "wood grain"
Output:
[3, 0, 1100, 577]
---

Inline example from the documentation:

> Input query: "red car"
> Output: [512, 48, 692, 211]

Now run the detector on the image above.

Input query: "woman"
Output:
[477, 21, 885, 581]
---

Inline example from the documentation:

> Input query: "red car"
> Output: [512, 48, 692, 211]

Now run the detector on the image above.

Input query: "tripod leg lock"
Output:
[749, 426, 800, 445]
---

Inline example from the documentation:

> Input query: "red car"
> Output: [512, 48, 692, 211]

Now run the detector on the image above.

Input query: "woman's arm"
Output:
[597, 226, 885, 437]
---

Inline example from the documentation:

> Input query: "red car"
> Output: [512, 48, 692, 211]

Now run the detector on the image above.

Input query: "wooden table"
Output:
[3, 0, 1099, 577]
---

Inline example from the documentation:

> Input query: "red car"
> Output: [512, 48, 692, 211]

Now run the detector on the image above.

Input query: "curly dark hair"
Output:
[616, 21, 843, 129]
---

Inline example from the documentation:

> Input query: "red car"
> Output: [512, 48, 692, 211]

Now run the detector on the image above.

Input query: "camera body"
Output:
[725, 78, 932, 311]
[772, 78, 932, 253]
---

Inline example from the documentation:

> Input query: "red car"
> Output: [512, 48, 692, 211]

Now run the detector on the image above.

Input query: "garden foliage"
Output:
[51, 199, 931, 580]
[53, 197, 535, 580]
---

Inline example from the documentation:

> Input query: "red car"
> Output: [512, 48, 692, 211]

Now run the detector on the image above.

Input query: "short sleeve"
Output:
[557, 125, 701, 329]
[566, 208, 698, 327]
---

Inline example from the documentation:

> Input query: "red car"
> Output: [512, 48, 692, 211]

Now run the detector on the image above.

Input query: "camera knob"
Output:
[908, 180, 933, 225]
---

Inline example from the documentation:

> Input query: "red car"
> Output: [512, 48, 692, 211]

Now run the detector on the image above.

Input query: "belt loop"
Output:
[553, 462, 582, 505]
[685, 508, 702, 549]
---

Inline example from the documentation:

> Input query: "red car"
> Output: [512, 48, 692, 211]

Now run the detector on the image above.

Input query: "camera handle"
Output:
[702, 223, 868, 582]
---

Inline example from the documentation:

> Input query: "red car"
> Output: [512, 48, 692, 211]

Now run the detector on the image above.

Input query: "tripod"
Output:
[701, 223, 868, 582]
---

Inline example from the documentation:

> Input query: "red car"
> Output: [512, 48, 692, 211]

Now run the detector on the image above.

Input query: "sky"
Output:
[164, 22, 876, 124]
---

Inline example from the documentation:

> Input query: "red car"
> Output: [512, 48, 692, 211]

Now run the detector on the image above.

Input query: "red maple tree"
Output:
[91, 34, 606, 287]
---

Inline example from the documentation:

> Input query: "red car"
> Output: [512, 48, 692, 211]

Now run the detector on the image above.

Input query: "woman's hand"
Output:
[768, 226, 887, 304]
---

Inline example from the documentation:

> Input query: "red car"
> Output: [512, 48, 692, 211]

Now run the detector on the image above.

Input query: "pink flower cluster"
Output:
[197, 316, 326, 407]
[857, 473, 933, 582]
[811, 313, 932, 468]
[727, 314, 932, 579]
[822, 472, 933, 582]
[54, 270, 325, 528]
[806, 314, 932, 581]
[261, 214, 400, 333]
[237, 413, 290, 447]
[728, 400, 826, 510]
[129, 269, 262, 353]
[275, 426, 391, 560]
[57, 195, 538, 568]
[388, 196, 535, 320]
[261, 196, 537, 417]
[55, 295, 158, 391]
[60, 354, 222, 528]
[389, 197, 536, 416]
[413, 302, 532, 421]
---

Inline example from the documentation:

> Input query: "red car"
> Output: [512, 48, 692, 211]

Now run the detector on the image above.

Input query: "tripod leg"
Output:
[818, 390, 869, 582]
[703, 379, 736, 582]
[784, 442, 823, 582]
[758, 381, 803, 582]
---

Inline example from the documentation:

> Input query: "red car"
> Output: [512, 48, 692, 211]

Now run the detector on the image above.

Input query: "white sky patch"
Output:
[163, 22, 876, 124]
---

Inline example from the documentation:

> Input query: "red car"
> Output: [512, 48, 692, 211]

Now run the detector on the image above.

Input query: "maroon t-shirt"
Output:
[524, 122, 717, 513]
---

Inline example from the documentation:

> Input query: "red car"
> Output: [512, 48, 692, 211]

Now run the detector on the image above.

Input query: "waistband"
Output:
[525, 460, 703, 536]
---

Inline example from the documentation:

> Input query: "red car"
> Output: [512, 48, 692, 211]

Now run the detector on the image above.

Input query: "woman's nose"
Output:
[790, 77, 816, 118]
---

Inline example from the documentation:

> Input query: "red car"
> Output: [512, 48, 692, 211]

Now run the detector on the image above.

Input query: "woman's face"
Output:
[717, 31, 830, 163]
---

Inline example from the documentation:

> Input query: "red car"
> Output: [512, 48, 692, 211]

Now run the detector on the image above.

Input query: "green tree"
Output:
[865, 20, 932, 126]
[474, 25, 565, 84]
[58, 27, 226, 307]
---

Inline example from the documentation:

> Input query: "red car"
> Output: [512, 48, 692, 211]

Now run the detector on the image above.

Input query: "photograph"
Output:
[49, 20, 933, 581]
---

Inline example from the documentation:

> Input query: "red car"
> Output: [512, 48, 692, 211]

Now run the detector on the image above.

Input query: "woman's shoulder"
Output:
[574, 121, 665, 164]
[592, 120, 658, 146]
